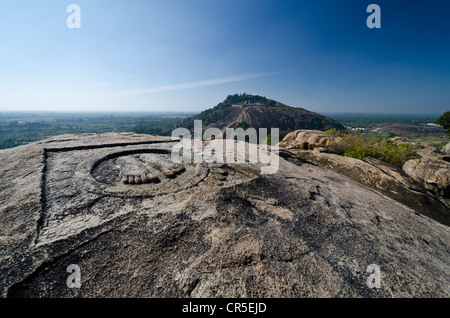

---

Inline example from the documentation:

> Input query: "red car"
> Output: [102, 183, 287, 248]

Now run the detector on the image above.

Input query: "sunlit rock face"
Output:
[0, 133, 449, 298]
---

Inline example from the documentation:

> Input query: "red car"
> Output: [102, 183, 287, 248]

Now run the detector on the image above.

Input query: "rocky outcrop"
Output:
[403, 157, 450, 198]
[443, 142, 450, 155]
[1, 133, 449, 298]
[385, 139, 450, 198]
[415, 148, 448, 161]
[281, 149, 450, 226]
[277, 130, 339, 150]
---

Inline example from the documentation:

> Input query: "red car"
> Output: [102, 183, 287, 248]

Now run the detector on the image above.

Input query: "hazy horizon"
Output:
[0, 109, 444, 117]
[0, 0, 449, 114]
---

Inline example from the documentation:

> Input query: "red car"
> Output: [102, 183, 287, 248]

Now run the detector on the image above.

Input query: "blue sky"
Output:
[0, 0, 449, 114]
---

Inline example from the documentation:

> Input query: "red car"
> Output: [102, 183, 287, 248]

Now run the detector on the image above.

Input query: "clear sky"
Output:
[0, 0, 449, 114]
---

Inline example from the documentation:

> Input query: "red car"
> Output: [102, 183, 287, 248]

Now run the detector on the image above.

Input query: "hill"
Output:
[172, 94, 346, 137]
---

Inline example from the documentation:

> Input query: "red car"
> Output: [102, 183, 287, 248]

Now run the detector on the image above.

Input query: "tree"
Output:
[435, 111, 450, 136]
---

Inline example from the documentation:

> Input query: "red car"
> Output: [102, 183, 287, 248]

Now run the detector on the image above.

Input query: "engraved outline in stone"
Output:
[35, 141, 180, 247]
[75, 148, 210, 198]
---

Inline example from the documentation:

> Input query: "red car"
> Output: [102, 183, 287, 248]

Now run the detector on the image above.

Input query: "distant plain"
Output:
[0, 111, 447, 150]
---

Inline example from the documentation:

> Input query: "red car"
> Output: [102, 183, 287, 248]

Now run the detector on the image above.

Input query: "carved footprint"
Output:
[122, 173, 160, 184]
[161, 166, 186, 179]
[121, 163, 186, 185]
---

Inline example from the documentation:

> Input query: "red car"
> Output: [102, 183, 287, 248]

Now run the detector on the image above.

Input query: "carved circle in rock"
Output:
[76, 149, 209, 197]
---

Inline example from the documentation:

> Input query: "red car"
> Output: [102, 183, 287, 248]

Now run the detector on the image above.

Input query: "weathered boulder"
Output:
[403, 157, 450, 198]
[1, 133, 449, 298]
[281, 149, 450, 226]
[278, 130, 339, 150]
[415, 148, 446, 161]
[442, 142, 450, 156]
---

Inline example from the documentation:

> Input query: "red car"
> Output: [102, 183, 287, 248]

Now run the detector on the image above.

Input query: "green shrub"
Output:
[327, 134, 417, 167]
[323, 128, 344, 138]
[344, 145, 377, 160]
[376, 141, 417, 167]
[261, 135, 272, 145]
